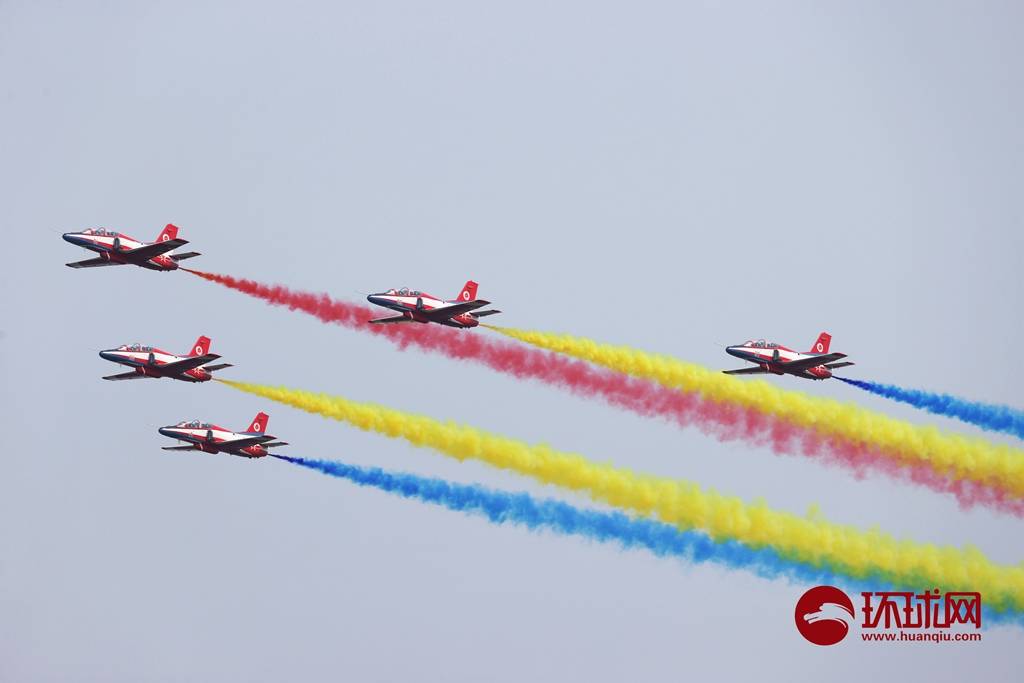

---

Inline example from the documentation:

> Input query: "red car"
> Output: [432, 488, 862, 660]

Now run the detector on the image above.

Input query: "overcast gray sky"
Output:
[1, 1, 1022, 680]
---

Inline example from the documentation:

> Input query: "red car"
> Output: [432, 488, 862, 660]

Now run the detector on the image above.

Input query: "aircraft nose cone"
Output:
[725, 345, 741, 358]
[158, 427, 173, 438]
[367, 294, 385, 306]
[99, 350, 116, 361]
[62, 232, 83, 245]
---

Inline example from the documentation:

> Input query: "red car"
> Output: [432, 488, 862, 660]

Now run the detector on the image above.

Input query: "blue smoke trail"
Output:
[837, 377, 1024, 441]
[273, 455, 1022, 626]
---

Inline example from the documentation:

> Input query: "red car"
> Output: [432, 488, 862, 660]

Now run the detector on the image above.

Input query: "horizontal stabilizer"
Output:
[170, 251, 201, 262]
[102, 371, 145, 381]
[422, 300, 490, 320]
[203, 363, 233, 372]
[779, 352, 847, 372]
[159, 354, 221, 374]
[824, 361, 855, 369]
[161, 445, 199, 451]
[470, 309, 502, 318]
[261, 441, 289, 448]
[67, 257, 120, 269]
[123, 238, 188, 261]
[221, 436, 275, 451]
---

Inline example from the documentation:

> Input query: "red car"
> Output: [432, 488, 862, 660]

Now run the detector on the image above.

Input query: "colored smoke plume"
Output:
[485, 324, 1024, 502]
[273, 455, 844, 585]
[184, 269, 1024, 514]
[222, 379, 1024, 616]
[837, 377, 1024, 441]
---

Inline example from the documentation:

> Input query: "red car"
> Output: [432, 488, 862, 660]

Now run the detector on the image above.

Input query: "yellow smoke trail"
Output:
[219, 379, 1024, 614]
[484, 325, 1024, 499]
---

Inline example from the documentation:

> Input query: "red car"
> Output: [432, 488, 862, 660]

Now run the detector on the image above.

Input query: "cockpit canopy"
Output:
[83, 228, 118, 236]
[177, 420, 212, 428]
[118, 343, 153, 352]
[386, 287, 422, 296]
[744, 339, 779, 348]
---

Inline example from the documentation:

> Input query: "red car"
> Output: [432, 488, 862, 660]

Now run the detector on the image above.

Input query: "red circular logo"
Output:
[795, 585, 855, 646]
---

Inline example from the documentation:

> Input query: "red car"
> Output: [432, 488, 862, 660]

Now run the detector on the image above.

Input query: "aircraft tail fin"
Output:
[454, 280, 479, 302]
[156, 223, 179, 244]
[810, 332, 832, 354]
[246, 412, 270, 434]
[189, 336, 212, 357]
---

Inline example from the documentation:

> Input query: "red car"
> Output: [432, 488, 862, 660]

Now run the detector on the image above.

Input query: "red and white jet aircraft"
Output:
[99, 335, 232, 382]
[366, 280, 500, 328]
[158, 412, 287, 459]
[723, 332, 854, 380]
[63, 224, 200, 271]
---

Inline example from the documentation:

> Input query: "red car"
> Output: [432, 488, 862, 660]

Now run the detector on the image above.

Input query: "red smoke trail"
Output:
[183, 269, 1024, 516]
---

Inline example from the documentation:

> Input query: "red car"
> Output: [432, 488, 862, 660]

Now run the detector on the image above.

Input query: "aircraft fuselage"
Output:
[725, 345, 833, 379]
[367, 292, 479, 327]
[99, 347, 212, 382]
[158, 424, 269, 458]
[63, 231, 178, 270]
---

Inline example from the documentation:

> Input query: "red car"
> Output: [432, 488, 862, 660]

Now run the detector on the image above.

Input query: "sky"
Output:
[1, 1, 1022, 680]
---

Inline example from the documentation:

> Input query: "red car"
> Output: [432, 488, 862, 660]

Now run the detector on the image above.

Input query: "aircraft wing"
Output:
[161, 445, 199, 451]
[723, 367, 769, 375]
[423, 300, 491, 320]
[158, 353, 221, 375]
[67, 257, 120, 269]
[102, 371, 145, 380]
[369, 315, 412, 324]
[780, 353, 847, 372]
[122, 238, 188, 261]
